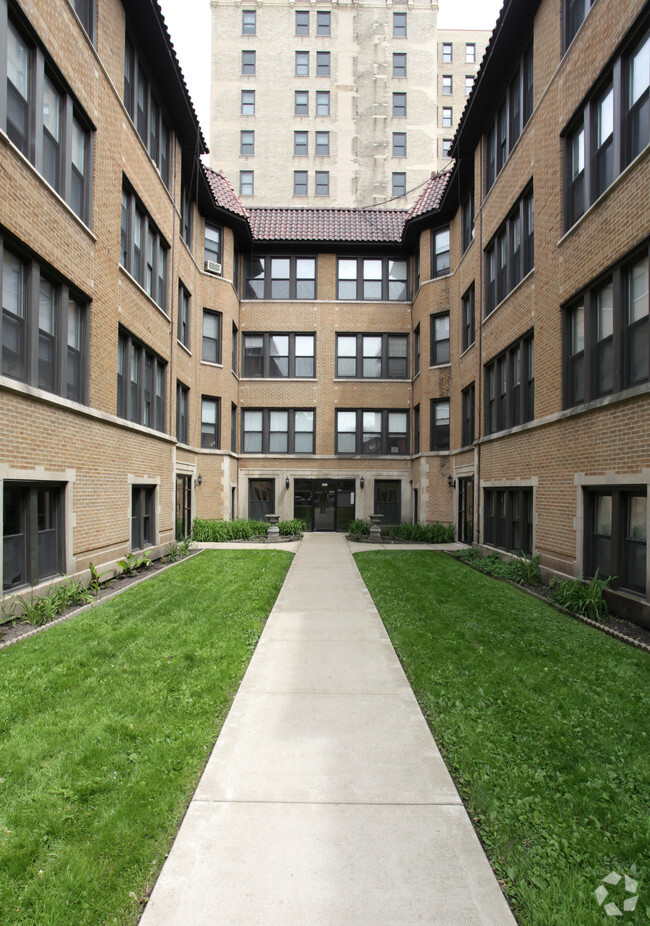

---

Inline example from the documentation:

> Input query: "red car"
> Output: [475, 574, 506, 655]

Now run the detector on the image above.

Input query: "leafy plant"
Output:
[347, 518, 370, 536]
[278, 518, 306, 537]
[387, 521, 455, 544]
[550, 569, 612, 621]
[52, 578, 93, 612]
[88, 562, 114, 597]
[117, 552, 152, 578]
[455, 548, 542, 585]
[167, 536, 195, 562]
[192, 518, 270, 542]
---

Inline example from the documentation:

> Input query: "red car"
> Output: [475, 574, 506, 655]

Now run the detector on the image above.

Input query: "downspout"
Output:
[168, 141, 178, 436]
[476, 136, 484, 546]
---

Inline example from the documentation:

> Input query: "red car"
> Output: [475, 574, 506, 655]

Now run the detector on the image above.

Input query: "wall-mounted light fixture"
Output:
[359, 476, 365, 489]
[194, 474, 203, 488]
[285, 476, 290, 489]
[447, 474, 456, 489]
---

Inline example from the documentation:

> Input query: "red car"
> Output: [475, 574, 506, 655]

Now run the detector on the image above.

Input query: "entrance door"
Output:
[458, 477, 474, 543]
[374, 480, 401, 525]
[249, 479, 275, 521]
[175, 475, 192, 539]
[313, 482, 335, 531]
[294, 479, 355, 531]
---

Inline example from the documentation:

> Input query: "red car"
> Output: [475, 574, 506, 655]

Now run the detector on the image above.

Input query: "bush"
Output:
[347, 518, 370, 536]
[192, 519, 270, 542]
[278, 518, 306, 536]
[387, 521, 455, 544]
[550, 570, 611, 621]
[454, 548, 543, 585]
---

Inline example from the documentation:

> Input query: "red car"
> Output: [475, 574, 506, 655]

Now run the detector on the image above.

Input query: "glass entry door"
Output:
[458, 476, 474, 544]
[294, 479, 355, 531]
[175, 475, 192, 539]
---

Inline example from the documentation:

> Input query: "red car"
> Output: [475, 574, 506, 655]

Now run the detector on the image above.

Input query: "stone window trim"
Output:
[2, 480, 66, 592]
[131, 483, 156, 552]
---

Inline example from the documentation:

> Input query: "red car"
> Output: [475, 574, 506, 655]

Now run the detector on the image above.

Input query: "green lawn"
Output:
[355, 551, 650, 926]
[0, 550, 292, 926]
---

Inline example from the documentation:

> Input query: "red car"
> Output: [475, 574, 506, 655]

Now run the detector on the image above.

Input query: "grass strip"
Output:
[355, 551, 650, 926]
[0, 550, 292, 926]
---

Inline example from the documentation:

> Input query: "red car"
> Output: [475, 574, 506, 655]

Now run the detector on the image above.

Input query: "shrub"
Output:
[387, 521, 456, 544]
[278, 518, 306, 537]
[550, 570, 612, 621]
[167, 536, 195, 561]
[347, 518, 370, 536]
[192, 518, 269, 542]
[117, 552, 152, 577]
[454, 548, 543, 585]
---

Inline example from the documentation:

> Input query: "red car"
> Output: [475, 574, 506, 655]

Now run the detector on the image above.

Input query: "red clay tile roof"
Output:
[248, 208, 408, 243]
[204, 167, 250, 220]
[406, 170, 454, 220]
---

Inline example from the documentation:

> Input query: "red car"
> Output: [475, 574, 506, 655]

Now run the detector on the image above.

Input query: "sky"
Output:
[157, 0, 503, 152]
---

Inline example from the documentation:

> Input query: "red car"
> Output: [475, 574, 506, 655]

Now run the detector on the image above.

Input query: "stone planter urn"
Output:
[266, 513, 280, 541]
[369, 512, 384, 541]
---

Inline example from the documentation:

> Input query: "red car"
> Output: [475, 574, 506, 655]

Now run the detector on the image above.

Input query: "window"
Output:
[462, 192, 475, 253]
[414, 405, 420, 455]
[202, 310, 222, 364]
[316, 51, 330, 76]
[563, 29, 649, 230]
[484, 332, 534, 434]
[243, 409, 314, 453]
[393, 92, 407, 117]
[564, 0, 596, 51]
[317, 11, 331, 35]
[295, 90, 308, 115]
[585, 488, 647, 594]
[242, 50, 256, 75]
[442, 75, 452, 95]
[316, 91, 330, 115]
[335, 410, 408, 455]
[393, 12, 407, 37]
[295, 51, 309, 76]
[462, 284, 475, 351]
[374, 481, 401, 525]
[180, 179, 193, 248]
[564, 247, 649, 407]
[232, 323, 238, 374]
[243, 333, 315, 378]
[176, 382, 189, 444]
[484, 186, 534, 314]
[201, 396, 221, 449]
[244, 256, 317, 299]
[5, 16, 93, 219]
[430, 313, 450, 365]
[393, 132, 406, 157]
[2, 482, 65, 591]
[430, 400, 450, 451]
[315, 131, 330, 156]
[204, 225, 222, 273]
[414, 325, 420, 376]
[120, 182, 169, 309]
[462, 383, 475, 446]
[295, 10, 309, 35]
[466, 43, 476, 63]
[242, 9, 256, 34]
[241, 89, 255, 115]
[131, 485, 155, 551]
[241, 129, 255, 155]
[315, 171, 329, 195]
[231, 402, 237, 452]
[336, 258, 408, 301]
[442, 43, 452, 63]
[442, 139, 452, 158]
[392, 172, 406, 197]
[1, 243, 88, 403]
[294, 171, 308, 196]
[177, 283, 190, 348]
[336, 334, 408, 379]
[484, 41, 534, 192]
[116, 327, 166, 430]
[393, 53, 407, 78]
[432, 227, 450, 277]
[73, 0, 94, 40]
[484, 488, 533, 554]
[465, 75, 474, 96]
[240, 170, 254, 196]
[124, 34, 170, 188]
[442, 106, 453, 127]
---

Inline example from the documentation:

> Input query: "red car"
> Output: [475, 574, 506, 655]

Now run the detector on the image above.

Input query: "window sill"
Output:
[334, 377, 410, 383]
[429, 363, 451, 370]
[200, 361, 224, 369]
[177, 340, 192, 357]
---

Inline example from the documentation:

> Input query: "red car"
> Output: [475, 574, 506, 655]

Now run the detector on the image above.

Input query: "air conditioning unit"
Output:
[205, 260, 222, 275]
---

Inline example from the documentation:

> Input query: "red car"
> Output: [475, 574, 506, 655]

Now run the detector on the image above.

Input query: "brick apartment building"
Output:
[0, 0, 648, 626]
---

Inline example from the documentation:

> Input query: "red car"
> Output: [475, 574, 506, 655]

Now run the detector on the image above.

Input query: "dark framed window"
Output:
[2, 482, 65, 591]
[316, 91, 330, 115]
[243, 333, 315, 378]
[393, 92, 407, 117]
[430, 313, 450, 365]
[564, 0, 596, 52]
[336, 333, 408, 379]
[393, 53, 407, 78]
[316, 52, 330, 76]
[484, 331, 534, 434]
[249, 478, 274, 520]
[201, 396, 221, 449]
[462, 284, 475, 352]
[337, 258, 408, 301]
[178, 283, 190, 348]
[315, 131, 330, 155]
[124, 33, 170, 188]
[72, 0, 95, 40]
[336, 409, 409, 455]
[315, 171, 329, 195]
[414, 405, 420, 454]
[176, 381, 189, 444]
[462, 191, 475, 253]
[484, 487, 533, 554]
[240, 170, 254, 196]
[414, 324, 420, 375]
[231, 402, 237, 452]
[242, 50, 256, 75]
[294, 131, 308, 155]
[430, 399, 450, 451]
[564, 246, 649, 407]
[242, 409, 314, 453]
[295, 10, 309, 34]
[131, 485, 155, 551]
[180, 179, 193, 248]
[1, 241, 89, 403]
[295, 90, 308, 115]
[484, 185, 534, 315]
[121, 181, 168, 309]
[442, 43, 452, 63]
[295, 51, 309, 76]
[244, 256, 317, 299]
[241, 129, 255, 155]
[563, 26, 650, 231]
[317, 11, 331, 35]
[204, 225, 222, 273]
[393, 12, 407, 37]
[442, 75, 452, 95]
[232, 322, 238, 373]
[241, 89, 255, 115]
[393, 132, 406, 157]
[432, 227, 450, 277]
[585, 488, 647, 594]
[242, 9, 256, 34]
[484, 40, 533, 193]
[374, 481, 401, 525]
[392, 172, 406, 197]
[462, 383, 475, 446]
[116, 327, 165, 431]
[202, 310, 222, 364]
[294, 171, 308, 196]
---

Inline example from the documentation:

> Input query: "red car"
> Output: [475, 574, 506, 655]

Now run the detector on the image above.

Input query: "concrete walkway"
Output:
[140, 534, 515, 925]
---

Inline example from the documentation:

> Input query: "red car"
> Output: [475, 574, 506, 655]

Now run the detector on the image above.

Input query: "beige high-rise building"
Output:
[208, 0, 489, 207]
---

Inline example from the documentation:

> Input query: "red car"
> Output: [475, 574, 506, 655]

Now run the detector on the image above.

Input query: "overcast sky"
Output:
[158, 0, 503, 150]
